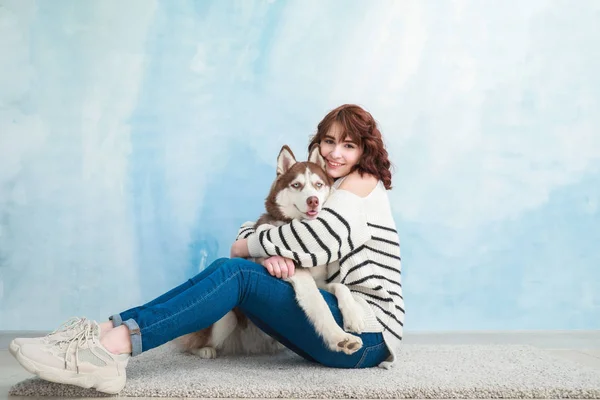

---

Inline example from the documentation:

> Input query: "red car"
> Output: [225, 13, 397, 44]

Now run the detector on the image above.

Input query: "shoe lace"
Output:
[56, 320, 98, 372]
[46, 317, 87, 339]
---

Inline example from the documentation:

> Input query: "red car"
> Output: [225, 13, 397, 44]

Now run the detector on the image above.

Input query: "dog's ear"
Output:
[308, 143, 327, 171]
[277, 145, 297, 176]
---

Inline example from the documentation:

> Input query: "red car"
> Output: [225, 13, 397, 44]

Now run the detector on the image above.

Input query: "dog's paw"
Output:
[191, 346, 217, 359]
[332, 333, 363, 355]
[341, 304, 365, 334]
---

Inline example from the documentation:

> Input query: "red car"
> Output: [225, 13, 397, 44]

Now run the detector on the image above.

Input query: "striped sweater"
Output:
[237, 178, 404, 368]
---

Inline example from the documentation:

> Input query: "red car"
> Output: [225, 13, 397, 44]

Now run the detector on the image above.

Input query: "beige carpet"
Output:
[9, 343, 600, 398]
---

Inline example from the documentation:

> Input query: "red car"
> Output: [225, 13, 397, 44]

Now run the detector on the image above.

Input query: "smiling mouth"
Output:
[327, 160, 344, 168]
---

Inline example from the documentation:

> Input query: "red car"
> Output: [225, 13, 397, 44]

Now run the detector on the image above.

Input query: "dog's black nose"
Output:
[307, 196, 319, 208]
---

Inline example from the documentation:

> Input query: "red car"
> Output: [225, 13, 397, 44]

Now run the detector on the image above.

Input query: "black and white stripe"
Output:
[252, 206, 365, 269]
[236, 225, 256, 241]
[322, 207, 354, 250]
[277, 226, 300, 264]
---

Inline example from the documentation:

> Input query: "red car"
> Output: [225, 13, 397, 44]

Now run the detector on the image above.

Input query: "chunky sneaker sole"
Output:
[15, 348, 126, 394]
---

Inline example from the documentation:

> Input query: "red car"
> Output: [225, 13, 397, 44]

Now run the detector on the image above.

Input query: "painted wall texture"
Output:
[1, 0, 599, 331]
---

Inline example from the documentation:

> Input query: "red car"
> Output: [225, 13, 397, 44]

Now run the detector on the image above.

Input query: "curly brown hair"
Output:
[308, 104, 393, 190]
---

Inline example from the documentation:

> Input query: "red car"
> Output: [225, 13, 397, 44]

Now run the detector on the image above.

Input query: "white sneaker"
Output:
[9, 317, 89, 357]
[14, 320, 130, 394]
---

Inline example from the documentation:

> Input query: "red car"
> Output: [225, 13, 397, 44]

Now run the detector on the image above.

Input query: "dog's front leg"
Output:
[324, 283, 365, 334]
[286, 270, 362, 355]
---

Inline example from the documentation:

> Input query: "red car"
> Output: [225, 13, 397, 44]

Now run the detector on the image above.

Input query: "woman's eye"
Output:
[345, 144, 355, 149]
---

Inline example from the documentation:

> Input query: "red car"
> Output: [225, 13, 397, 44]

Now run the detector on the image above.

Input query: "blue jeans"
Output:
[110, 257, 389, 368]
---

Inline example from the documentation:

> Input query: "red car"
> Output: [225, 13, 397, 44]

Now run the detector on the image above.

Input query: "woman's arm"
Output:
[235, 221, 256, 240]
[230, 221, 255, 258]
[235, 173, 377, 267]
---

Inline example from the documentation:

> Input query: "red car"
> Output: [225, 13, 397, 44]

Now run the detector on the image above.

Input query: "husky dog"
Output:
[176, 145, 365, 358]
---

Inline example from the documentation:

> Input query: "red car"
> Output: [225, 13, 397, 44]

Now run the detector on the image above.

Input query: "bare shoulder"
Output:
[339, 171, 379, 198]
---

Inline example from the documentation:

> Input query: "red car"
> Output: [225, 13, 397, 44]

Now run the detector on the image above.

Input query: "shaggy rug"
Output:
[9, 343, 600, 398]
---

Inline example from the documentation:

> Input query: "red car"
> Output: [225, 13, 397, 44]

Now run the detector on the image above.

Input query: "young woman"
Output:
[10, 104, 404, 394]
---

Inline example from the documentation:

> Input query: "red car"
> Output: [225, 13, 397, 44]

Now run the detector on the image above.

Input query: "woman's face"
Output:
[319, 122, 363, 179]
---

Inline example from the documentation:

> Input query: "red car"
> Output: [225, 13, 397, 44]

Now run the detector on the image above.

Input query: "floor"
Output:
[1, 330, 599, 399]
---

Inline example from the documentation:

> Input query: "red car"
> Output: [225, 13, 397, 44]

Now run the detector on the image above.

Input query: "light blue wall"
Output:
[1, 0, 599, 331]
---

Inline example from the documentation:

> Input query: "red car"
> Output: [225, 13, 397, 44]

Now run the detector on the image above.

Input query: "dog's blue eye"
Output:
[316, 182, 323, 188]
[291, 183, 300, 188]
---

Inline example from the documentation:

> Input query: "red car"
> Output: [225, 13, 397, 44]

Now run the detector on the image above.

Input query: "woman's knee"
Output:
[224, 257, 266, 274]
[195, 257, 266, 280]
[212, 257, 230, 268]
[189, 257, 231, 284]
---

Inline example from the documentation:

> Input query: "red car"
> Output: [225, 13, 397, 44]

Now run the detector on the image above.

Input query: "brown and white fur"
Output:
[175, 145, 365, 358]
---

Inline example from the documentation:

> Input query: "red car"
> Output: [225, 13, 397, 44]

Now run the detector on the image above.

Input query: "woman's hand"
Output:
[262, 256, 296, 279]
[230, 239, 250, 258]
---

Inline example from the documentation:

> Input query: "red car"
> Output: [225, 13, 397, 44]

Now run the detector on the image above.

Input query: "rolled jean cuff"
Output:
[109, 314, 123, 328]
[122, 318, 143, 356]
